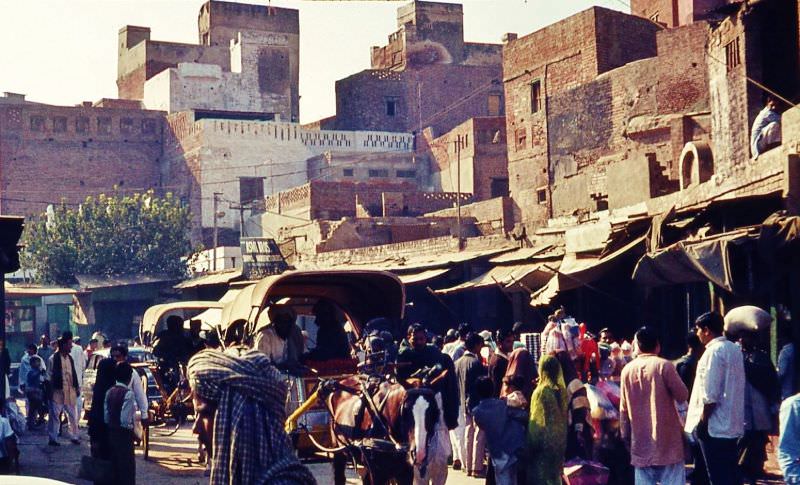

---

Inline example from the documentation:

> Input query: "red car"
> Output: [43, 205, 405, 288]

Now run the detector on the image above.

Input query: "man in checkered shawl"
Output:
[188, 348, 315, 485]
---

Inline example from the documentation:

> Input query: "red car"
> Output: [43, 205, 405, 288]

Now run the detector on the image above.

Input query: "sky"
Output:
[0, 0, 628, 124]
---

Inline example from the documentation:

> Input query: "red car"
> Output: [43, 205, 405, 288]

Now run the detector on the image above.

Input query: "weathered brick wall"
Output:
[595, 8, 660, 74]
[424, 196, 514, 235]
[504, 7, 661, 228]
[0, 103, 164, 217]
[334, 64, 503, 136]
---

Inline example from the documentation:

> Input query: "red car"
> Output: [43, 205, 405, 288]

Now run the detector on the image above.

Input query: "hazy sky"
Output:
[0, 0, 627, 123]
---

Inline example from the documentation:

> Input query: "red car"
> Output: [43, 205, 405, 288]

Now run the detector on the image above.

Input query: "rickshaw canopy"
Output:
[140, 301, 226, 340]
[221, 270, 405, 337]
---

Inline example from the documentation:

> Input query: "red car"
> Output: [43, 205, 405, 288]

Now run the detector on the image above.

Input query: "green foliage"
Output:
[21, 190, 193, 285]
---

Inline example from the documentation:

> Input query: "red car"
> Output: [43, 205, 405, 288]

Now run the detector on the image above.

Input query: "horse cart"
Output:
[218, 270, 449, 485]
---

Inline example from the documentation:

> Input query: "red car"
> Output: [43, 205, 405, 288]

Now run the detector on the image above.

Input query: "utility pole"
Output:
[212, 192, 222, 271]
[455, 135, 462, 250]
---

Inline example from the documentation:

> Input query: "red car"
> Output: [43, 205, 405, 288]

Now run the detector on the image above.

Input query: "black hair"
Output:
[431, 335, 444, 350]
[61, 331, 73, 340]
[496, 327, 514, 342]
[407, 323, 426, 337]
[110, 345, 129, 357]
[634, 326, 659, 353]
[26, 343, 37, 352]
[695, 312, 724, 335]
[474, 375, 494, 400]
[512, 321, 527, 334]
[686, 331, 702, 351]
[457, 323, 472, 340]
[503, 374, 526, 391]
[464, 332, 484, 351]
[114, 361, 133, 384]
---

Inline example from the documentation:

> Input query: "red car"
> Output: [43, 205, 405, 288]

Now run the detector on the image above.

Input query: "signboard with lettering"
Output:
[240, 237, 288, 280]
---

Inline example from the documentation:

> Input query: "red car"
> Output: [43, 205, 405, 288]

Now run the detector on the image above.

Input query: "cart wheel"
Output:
[142, 422, 150, 461]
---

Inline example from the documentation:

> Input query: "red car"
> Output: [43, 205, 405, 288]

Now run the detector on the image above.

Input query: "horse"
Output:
[325, 371, 449, 485]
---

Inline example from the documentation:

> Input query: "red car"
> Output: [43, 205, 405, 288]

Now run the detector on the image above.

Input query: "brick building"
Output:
[328, 1, 505, 136]
[631, 0, 732, 27]
[0, 93, 164, 216]
[118, 1, 300, 121]
[504, 7, 713, 229]
[421, 116, 508, 201]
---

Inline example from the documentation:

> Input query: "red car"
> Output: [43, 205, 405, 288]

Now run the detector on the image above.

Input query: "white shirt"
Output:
[685, 336, 745, 439]
[128, 371, 149, 414]
[69, 345, 86, 384]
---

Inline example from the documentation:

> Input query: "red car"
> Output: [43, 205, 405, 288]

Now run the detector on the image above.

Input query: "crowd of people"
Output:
[1, 301, 799, 485]
[377, 307, 800, 485]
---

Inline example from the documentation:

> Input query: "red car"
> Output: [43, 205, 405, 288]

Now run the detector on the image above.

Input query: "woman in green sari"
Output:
[527, 354, 569, 485]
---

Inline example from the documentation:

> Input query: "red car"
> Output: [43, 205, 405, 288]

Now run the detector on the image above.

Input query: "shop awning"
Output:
[632, 228, 756, 291]
[397, 268, 451, 285]
[174, 268, 243, 289]
[489, 245, 561, 264]
[75, 274, 176, 289]
[531, 236, 646, 307]
[3, 283, 77, 298]
[436, 262, 555, 295]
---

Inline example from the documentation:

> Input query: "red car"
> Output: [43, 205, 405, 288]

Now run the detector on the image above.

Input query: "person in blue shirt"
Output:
[25, 357, 45, 429]
[779, 392, 800, 483]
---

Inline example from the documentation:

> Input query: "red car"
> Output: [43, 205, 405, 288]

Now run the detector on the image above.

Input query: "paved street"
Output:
[11, 415, 488, 484]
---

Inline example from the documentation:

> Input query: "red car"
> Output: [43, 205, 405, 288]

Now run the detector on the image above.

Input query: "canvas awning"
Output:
[174, 268, 243, 289]
[531, 236, 646, 307]
[632, 228, 756, 291]
[435, 262, 555, 295]
[397, 268, 451, 285]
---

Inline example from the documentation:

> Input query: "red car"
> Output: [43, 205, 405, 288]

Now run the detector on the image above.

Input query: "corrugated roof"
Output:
[174, 268, 244, 289]
[75, 274, 176, 289]
[4, 283, 76, 297]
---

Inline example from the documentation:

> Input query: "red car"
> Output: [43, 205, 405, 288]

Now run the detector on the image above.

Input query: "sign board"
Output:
[240, 237, 288, 280]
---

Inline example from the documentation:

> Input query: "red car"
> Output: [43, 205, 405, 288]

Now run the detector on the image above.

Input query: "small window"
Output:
[142, 119, 156, 134]
[368, 169, 389, 178]
[488, 94, 501, 116]
[530, 80, 542, 113]
[97, 117, 112, 135]
[725, 37, 740, 71]
[53, 117, 67, 133]
[30, 116, 44, 132]
[515, 127, 527, 151]
[120, 117, 135, 134]
[596, 197, 609, 211]
[537, 187, 547, 204]
[343, 168, 354, 177]
[490, 178, 509, 198]
[396, 169, 416, 178]
[385, 98, 398, 117]
[76, 117, 90, 133]
[239, 177, 265, 205]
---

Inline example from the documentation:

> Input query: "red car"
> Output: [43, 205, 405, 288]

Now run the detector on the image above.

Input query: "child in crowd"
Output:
[25, 357, 45, 429]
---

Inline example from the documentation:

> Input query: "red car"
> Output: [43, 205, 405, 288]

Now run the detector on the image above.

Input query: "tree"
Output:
[21, 190, 194, 285]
